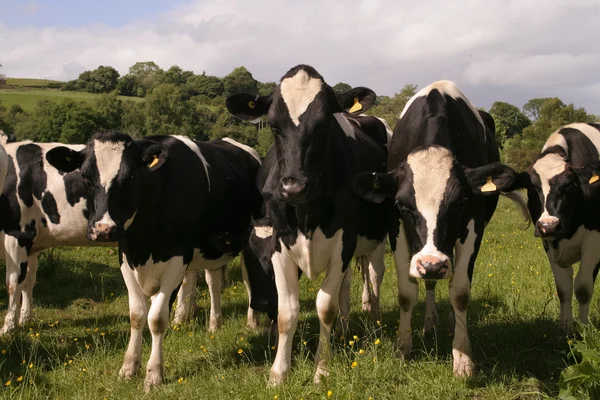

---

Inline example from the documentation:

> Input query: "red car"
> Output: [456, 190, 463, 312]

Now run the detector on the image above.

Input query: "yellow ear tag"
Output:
[149, 155, 159, 168]
[248, 100, 256, 109]
[349, 97, 362, 113]
[481, 176, 497, 192]
[589, 174, 599, 184]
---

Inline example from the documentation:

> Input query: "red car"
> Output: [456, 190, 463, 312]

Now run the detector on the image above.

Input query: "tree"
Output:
[504, 98, 598, 170]
[332, 82, 352, 93]
[367, 83, 418, 125]
[117, 74, 138, 97]
[184, 73, 224, 99]
[73, 65, 120, 93]
[144, 83, 187, 135]
[95, 91, 123, 130]
[222, 66, 258, 97]
[127, 61, 163, 97]
[489, 101, 531, 148]
[523, 98, 552, 121]
[258, 81, 277, 96]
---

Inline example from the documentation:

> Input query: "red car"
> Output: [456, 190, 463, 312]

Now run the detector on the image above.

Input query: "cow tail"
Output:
[500, 191, 531, 229]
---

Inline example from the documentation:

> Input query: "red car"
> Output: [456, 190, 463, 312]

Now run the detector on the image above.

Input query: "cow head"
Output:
[352, 145, 518, 279]
[45, 131, 168, 241]
[510, 147, 600, 240]
[226, 64, 376, 205]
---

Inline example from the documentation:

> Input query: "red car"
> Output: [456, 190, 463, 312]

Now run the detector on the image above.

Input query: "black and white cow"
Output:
[0, 139, 118, 336]
[352, 80, 530, 377]
[226, 65, 390, 386]
[507, 123, 600, 333]
[45, 132, 262, 390]
[0, 137, 250, 337]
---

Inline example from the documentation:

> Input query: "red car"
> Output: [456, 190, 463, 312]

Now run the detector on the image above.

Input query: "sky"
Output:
[1, 0, 599, 114]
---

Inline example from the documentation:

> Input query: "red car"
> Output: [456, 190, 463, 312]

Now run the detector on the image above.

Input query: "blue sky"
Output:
[2, 0, 178, 28]
[1, 0, 599, 113]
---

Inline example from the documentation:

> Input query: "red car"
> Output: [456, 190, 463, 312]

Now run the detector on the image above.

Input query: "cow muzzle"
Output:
[535, 217, 560, 239]
[280, 177, 307, 204]
[411, 255, 451, 280]
[88, 222, 118, 242]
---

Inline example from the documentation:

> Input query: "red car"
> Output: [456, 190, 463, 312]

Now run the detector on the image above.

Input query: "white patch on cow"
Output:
[333, 113, 356, 139]
[188, 249, 232, 272]
[542, 132, 568, 152]
[124, 210, 137, 230]
[374, 117, 394, 148]
[533, 153, 566, 219]
[407, 146, 454, 278]
[400, 80, 484, 133]
[565, 122, 600, 154]
[254, 225, 273, 238]
[284, 228, 342, 280]
[94, 140, 125, 192]
[96, 211, 117, 229]
[280, 70, 322, 126]
[172, 135, 211, 191]
[221, 137, 261, 163]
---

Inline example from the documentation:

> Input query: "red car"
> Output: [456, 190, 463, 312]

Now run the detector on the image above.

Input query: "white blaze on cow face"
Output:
[93, 140, 125, 230]
[406, 147, 454, 278]
[280, 70, 323, 126]
[533, 152, 566, 225]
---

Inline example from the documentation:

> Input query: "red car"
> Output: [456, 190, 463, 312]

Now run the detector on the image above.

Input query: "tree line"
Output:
[0, 61, 598, 166]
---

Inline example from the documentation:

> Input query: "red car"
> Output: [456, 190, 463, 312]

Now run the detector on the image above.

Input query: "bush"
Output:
[558, 326, 600, 400]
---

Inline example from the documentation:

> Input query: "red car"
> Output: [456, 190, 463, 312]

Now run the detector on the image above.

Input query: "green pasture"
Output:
[0, 198, 597, 399]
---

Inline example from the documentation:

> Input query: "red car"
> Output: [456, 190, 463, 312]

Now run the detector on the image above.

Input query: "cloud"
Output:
[0, 0, 598, 112]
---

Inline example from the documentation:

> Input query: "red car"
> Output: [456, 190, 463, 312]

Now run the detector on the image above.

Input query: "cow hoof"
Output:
[143, 369, 164, 392]
[395, 335, 412, 358]
[453, 358, 473, 378]
[0, 325, 14, 337]
[362, 302, 372, 313]
[208, 315, 223, 333]
[119, 363, 140, 380]
[268, 371, 286, 387]
[313, 368, 329, 385]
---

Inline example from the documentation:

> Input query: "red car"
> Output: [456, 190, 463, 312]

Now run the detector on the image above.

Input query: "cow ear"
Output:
[336, 87, 377, 114]
[46, 146, 85, 173]
[575, 162, 600, 199]
[464, 162, 520, 195]
[351, 171, 397, 204]
[226, 93, 272, 122]
[142, 144, 168, 171]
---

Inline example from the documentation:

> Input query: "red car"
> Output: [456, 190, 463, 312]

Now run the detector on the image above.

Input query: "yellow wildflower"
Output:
[374, 339, 381, 345]
[359, 349, 365, 355]
[351, 361, 358, 369]
[16, 376, 23, 382]
[4, 380, 10, 387]
[237, 349, 244, 355]
[349, 340, 355, 346]
[327, 390, 332, 397]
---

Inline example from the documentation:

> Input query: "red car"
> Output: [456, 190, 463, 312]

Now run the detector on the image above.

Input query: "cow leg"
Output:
[269, 252, 300, 387]
[119, 261, 149, 380]
[395, 226, 417, 357]
[366, 242, 386, 323]
[1, 236, 28, 336]
[337, 262, 352, 340]
[574, 236, 600, 326]
[205, 268, 223, 333]
[172, 270, 198, 325]
[144, 260, 187, 391]
[550, 262, 573, 333]
[19, 255, 39, 325]
[314, 254, 347, 384]
[241, 255, 260, 330]
[360, 256, 371, 313]
[450, 220, 479, 378]
[423, 281, 437, 338]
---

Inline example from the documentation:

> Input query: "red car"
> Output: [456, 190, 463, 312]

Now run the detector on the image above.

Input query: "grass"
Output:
[4, 78, 64, 88]
[0, 197, 598, 399]
[0, 89, 143, 113]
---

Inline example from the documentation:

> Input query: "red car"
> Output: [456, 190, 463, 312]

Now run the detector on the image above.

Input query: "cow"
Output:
[226, 64, 390, 386]
[0, 140, 118, 336]
[0, 137, 252, 337]
[45, 133, 262, 391]
[506, 122, 600, 334]
[351, 80, 530, 377]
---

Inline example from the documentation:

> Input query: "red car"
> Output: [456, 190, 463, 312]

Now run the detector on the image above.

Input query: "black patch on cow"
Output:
[17, 220, 37, 254]
[63, 171, 87, 207]
[16, 144, 47, 208]
[42, 192, 60, 224]
[18, 262, 27, 284]
[41, 217, 47, 228]
[0, 155, 21, 234]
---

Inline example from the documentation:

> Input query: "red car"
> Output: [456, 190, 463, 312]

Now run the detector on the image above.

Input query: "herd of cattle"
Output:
[0, 64, 599, 391]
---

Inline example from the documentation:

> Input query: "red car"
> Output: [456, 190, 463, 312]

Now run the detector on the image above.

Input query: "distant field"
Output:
[5, 78, 64, 88]
[0, 89, 143, 113]
[0, 198, 597, 399]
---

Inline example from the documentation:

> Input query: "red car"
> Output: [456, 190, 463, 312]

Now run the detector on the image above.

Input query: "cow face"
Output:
[512, 150, 600, 240]
[45, 132, 168, 241]
[226, 64, 376, 205]
[352, 145, 518, 279]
